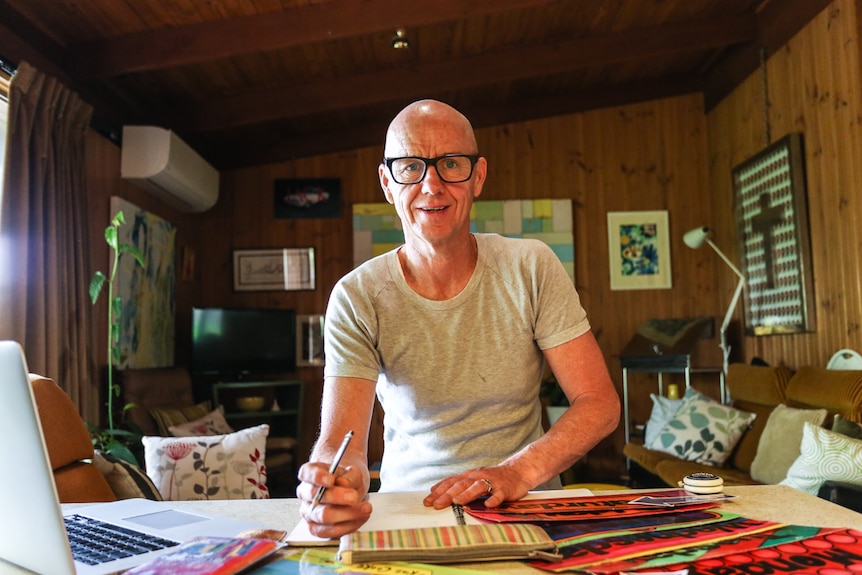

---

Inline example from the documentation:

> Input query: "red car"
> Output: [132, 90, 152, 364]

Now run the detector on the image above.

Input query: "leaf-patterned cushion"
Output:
[647, 387, 756, 466]
[644, 394, 683, 447]
[780, 422, 862, 495]
[143, 424, 269, 500]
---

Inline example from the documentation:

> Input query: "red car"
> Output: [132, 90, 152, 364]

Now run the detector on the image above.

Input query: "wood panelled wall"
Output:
[82, 0, 861, 480]
[707, 0, 862, 369]
[192, 95, 721, 478]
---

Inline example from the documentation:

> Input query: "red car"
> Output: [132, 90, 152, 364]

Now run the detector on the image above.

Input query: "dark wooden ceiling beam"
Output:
[702, 0, 835, 111]
[69, 0, 560, 78]
[170, 12, 756, 134]
[202, 75, 703, 170]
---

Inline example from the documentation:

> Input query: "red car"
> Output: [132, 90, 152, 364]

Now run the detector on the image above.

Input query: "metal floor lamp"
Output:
[683, 226, 746, 376]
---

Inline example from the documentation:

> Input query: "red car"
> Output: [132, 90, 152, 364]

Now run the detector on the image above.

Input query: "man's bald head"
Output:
[384, 99, 478, 158]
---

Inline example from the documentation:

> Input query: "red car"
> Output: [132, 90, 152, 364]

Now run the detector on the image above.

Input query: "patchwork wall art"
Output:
[352, 199, 574, 281]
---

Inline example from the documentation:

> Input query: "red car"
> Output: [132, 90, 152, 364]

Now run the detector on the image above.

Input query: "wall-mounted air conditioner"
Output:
[120, 126, 219, 213]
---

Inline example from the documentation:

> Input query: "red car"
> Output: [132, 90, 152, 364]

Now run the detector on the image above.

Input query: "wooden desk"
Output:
[6, 486, 861, 574]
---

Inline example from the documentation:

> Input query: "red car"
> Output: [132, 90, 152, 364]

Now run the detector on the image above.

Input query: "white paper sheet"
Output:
[285, 488, 590, 546]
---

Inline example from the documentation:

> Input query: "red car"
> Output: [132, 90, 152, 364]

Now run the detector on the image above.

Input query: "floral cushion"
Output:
[168, 406, 235, 437]
[749, 404, 827, 484]
[781, 422, 862, 495]
[142, 424, 269, 500]
[644, 394, 683, 447]
[648, 387, 756, 466]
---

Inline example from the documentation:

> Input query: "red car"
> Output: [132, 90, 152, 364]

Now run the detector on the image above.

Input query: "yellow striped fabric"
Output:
[337, 523, 559, 565]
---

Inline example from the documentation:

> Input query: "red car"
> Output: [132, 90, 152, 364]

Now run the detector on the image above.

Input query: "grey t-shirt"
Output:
[324, 233, 590, 491]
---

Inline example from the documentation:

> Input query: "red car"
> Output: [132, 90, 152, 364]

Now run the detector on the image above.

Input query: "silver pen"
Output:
[311, 430, 354, 508]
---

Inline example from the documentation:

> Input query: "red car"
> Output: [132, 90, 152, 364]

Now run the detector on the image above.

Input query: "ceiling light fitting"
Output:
[391, 29, 409, 49]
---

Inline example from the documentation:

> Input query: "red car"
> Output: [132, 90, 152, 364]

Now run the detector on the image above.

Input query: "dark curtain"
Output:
[0, 61, 99, 422]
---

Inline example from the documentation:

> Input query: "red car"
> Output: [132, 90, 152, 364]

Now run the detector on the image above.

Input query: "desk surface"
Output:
[13, 485, 862, 575]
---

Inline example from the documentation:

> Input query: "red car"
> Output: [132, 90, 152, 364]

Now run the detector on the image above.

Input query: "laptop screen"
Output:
[0, 340, 77, 575]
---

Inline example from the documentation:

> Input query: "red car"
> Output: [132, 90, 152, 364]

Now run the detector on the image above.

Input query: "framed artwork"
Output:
[607, 210, 672, 290]
[296, 314, 325, 367]
[110, 196, 176, 369]
[353, 199, 575, 281]
[733, 132, 815, 335]
[232, 248, 316, 291]
[274, 178, 341, 219]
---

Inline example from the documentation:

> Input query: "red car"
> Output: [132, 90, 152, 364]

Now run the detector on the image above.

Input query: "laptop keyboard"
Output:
[65, 514, 180, 566]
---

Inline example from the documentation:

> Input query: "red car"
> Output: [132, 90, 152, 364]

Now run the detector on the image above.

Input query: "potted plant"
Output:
[88, 210, 146, 465]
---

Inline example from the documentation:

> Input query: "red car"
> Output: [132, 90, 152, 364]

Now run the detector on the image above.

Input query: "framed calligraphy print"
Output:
[232, 248, 316, 291]
[733, 133, 815, 335]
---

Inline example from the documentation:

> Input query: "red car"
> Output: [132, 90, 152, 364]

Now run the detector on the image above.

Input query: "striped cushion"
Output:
[93, 451, 163, 501]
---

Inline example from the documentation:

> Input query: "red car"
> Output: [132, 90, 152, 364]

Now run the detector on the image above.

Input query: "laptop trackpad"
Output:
[125, 509, 209, 530]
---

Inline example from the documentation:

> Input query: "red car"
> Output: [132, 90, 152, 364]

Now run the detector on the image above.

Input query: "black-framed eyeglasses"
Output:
[383, 154, 480, 184]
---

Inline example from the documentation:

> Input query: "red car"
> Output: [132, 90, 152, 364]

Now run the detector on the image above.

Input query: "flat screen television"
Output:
[191, 307, 296, 377]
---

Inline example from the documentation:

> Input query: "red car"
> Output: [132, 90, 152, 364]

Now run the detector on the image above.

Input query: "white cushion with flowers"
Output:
[143, 424, 269, 500]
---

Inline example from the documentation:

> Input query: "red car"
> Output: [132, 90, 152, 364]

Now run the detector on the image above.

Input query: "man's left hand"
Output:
[423, 466, 532, 509]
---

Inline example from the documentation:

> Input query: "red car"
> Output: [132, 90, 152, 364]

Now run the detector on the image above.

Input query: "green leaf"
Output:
[104, 428, 141, 441]
[105, 225, 119, 251]
[104, 439, 139, 467]
[111, 211, 126, 228]
[120, 244, 146, 269]
[89, 272, 106, 304]
[110, 296, 122, 317]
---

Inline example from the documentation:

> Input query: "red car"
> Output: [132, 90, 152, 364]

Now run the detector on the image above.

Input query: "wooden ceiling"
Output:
[0, 0, 830, 171]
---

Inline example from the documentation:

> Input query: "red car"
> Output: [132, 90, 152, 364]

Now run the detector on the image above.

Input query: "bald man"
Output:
[296, 99, 619, 538]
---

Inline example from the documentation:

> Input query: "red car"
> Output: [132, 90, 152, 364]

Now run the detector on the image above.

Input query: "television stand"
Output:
[211, 379, 304, 441]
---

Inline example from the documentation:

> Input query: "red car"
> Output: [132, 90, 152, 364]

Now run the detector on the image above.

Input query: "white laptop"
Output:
[0, 340, 266, 575]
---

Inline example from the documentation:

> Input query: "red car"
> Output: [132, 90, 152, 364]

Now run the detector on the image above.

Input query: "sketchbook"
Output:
[285, 488, 589, 546]
[337, 522, 561, 565]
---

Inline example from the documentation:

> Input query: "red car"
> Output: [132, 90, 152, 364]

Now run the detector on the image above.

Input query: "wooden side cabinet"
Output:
[211, 380, 304, 441]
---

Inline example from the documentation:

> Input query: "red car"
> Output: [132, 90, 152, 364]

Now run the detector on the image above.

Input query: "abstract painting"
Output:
[110, 196, 176, 368]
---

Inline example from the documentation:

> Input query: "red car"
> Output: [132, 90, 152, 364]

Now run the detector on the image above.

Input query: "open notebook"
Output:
[0, 340, 266, 575]
[286, 488, 590, 546]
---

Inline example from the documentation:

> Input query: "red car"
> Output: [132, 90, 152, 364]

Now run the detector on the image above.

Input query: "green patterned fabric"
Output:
[781, 422, 862, 495]
[644, 394, 683, 446]
[648, 387, 756, 466]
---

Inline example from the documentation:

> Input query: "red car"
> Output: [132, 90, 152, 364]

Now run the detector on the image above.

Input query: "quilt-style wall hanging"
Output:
[352, 199, 574, 281]
[733, 133, 815, 335]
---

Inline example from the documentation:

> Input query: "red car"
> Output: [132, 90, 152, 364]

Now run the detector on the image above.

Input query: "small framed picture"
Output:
[296, 314, 325, 367]
[607, 210, 672, 290]
[233, 248, 316, 291]
[274, 178, 342, 219]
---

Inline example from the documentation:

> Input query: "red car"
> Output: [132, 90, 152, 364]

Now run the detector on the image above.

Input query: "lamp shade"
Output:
[684, 226, 710, 249]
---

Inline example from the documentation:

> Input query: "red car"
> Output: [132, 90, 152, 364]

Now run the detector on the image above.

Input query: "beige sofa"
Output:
[624, 363, 862, 487]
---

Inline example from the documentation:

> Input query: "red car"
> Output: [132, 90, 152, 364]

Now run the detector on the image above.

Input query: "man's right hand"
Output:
[296, 460, 373, 539]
